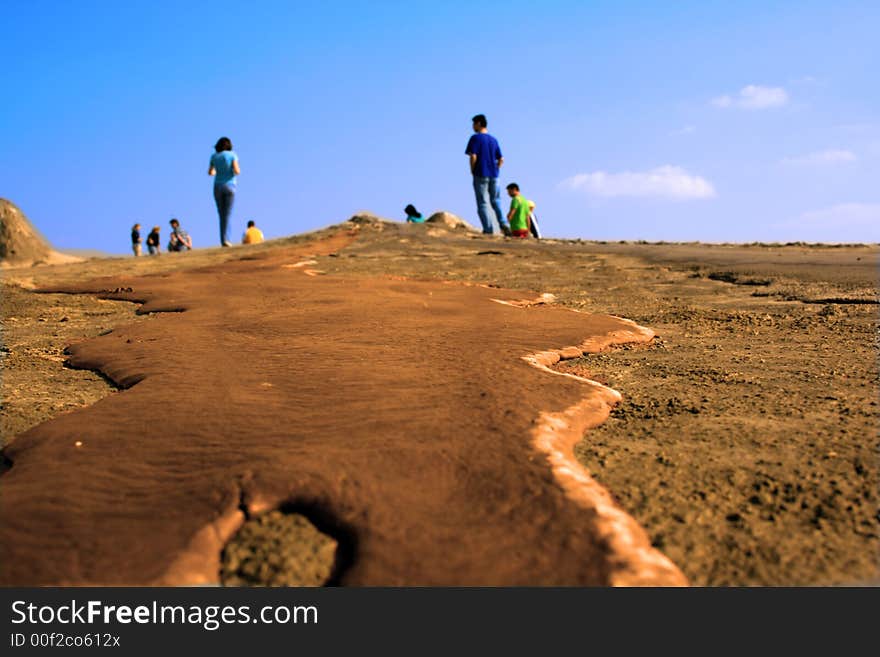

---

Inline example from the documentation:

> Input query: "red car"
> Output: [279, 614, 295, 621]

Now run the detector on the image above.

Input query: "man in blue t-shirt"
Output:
[465, 114, 511, 235]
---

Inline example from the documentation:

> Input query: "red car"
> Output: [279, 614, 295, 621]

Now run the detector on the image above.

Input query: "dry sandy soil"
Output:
[1, 218, 877, 586]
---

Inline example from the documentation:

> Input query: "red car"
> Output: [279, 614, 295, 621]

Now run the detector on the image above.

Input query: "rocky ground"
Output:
[2, 219, 877, 585]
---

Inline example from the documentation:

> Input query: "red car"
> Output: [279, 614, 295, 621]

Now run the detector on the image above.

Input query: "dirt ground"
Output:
[1, 219, 877, 586]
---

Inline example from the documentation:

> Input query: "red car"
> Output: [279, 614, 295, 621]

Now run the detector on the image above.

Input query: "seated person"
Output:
[167, 218, 193, 252]
[505, 183, 531, 238]
[242, 220, 265, 244]
[404, 204, 426, 223]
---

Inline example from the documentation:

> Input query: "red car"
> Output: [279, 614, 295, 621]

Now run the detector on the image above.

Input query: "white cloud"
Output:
[560, 165, 716, 201]
[781, 149, 857, 165]
[799, 203, 880, 227]
[789, 75, 823, 85]
[670, 125, 696, 136]
[834, 122, 879, 135]
[711, 85, 789, 110]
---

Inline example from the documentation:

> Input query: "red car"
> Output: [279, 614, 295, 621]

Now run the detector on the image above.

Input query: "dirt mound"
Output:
[347, 212, 393, 226]
[426, 211, 477, 231]
[346, 210, 477, 233]
[0, 199, 81, 268]
[1, 199, 53, 264]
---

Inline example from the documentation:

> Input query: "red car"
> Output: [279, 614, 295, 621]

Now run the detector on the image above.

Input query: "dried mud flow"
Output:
[1, 218, 878, 586]
[0, 226, 684, 586]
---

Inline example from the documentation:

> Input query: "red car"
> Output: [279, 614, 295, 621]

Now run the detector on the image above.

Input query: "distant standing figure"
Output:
[208, 136, 240, 247]
[465, 114, 510, 236]
[242, 220, 264, 245]
[404, 204, 425, 223]
[505, 183, 531, 238]
[131, 223, 142, 256]
[146, 226, 161, 255]
[167, 218, 193, 252]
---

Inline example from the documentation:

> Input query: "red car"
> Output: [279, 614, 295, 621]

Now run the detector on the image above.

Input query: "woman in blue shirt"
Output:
[208, 136, 240, 247]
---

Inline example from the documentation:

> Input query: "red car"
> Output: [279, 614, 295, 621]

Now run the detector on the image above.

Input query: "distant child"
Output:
[146, 226, 161, 255]
[167, 218, 193, 252]
[242, 220, 264, 244]
[131, 223, 142, 256]
[404, 204, 425, 223]
[505, 183, 531, 238]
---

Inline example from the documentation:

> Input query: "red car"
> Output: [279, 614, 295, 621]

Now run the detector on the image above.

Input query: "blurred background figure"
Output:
[167, 218, 192, 252]
[242, 220, 264, 244]
[208, 136, 240, 247]
[404, 204, 425, 223]
[131, 223, 142, 256]
[146, 226, 161, 255]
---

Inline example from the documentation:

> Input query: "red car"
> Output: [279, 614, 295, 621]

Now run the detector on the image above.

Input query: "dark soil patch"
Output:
[221, 511, 338, 587]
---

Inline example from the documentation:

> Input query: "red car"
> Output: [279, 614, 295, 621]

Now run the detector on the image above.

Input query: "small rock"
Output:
[425, 211, 478, 231]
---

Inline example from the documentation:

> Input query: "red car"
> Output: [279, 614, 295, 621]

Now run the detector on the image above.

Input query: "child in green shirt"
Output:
[505, 183, 531, 238]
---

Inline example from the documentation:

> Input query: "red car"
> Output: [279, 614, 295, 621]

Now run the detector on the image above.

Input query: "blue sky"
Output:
[2, 0, 878, 253]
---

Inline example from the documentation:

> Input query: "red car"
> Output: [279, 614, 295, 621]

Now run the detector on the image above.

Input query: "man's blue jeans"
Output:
[472, 176, 508, 234]
[213, 183, 236, 246]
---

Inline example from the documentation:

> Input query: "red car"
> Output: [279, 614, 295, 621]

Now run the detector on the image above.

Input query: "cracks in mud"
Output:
[694, 269, 879, 306]
[706, 271, 772, 286]
[800, 297, 879, 305]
